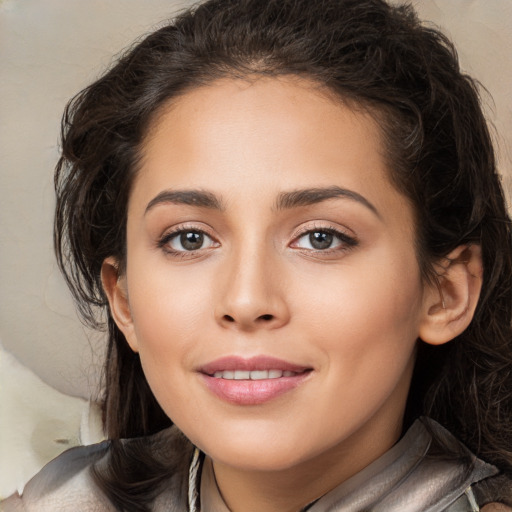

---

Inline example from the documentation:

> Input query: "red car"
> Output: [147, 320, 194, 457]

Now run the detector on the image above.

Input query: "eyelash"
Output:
[157, 226, 219, 257]
[290, 225, 358, 254]
[157, 224, 358, 258]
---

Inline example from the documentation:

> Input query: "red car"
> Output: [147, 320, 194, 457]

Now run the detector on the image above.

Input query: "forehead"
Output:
[143, 76, 382, 158]
[132, 76, 411, 226]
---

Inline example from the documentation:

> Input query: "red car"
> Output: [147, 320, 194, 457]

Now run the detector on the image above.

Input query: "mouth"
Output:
[198, 356, 313, 405]
[211, 369, 301, 380]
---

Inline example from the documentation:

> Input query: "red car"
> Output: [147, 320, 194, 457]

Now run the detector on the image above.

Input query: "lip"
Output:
[198, 355, 312, 405]
[199, 355, 310, 375]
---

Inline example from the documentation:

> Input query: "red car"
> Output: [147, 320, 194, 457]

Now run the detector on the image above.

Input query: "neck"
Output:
[210, 417, 403, 512]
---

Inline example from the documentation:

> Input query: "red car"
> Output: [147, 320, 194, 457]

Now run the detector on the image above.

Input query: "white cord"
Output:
[465, 486, 480, 512]
[188, 448, 201, 512]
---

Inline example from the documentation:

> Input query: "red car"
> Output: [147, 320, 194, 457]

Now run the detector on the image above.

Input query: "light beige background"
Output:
[0, 0, 511, 497]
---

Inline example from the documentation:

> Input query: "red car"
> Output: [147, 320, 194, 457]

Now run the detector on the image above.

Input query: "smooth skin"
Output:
[102, 76, 483, 512]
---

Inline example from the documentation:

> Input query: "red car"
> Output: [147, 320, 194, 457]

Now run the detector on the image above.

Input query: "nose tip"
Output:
[215, 260, 290, 331]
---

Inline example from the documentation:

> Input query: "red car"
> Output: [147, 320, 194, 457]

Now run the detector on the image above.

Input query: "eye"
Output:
[301, 231, 336, 250]
[292, 228, 357, 251]
[162, 229, 218, 253]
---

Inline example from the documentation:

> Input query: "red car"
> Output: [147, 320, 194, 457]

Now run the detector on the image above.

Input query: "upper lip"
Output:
[199, 356, 311, 375]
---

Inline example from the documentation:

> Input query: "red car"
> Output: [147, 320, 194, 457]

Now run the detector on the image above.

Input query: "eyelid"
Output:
[289, 223, 359, 252]
[157, 223, 220, 254]
[156, 221, 357, 257]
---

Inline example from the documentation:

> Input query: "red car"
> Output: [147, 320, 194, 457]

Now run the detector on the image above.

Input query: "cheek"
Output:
[128, 251, 212, 326]
[126, 265, 210, 422]
[290, 247, 423, 386]
[125, 257, 214, 377]
[293, 249, 423, 337]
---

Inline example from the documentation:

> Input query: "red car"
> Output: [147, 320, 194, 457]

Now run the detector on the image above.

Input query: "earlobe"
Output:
[101, 257, 139, 352]
[419, 245, 483, 346]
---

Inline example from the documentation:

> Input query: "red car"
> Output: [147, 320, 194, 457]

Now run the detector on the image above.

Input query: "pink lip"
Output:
[198, 356, 312, 406]
[199, 355, 309, 375]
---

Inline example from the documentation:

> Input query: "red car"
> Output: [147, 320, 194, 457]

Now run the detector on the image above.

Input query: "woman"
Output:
[3, 0, 511, 510]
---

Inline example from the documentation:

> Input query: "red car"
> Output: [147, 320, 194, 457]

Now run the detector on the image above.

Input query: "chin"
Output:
[212, 445, 308, 472]
[192, 422, 324, 472]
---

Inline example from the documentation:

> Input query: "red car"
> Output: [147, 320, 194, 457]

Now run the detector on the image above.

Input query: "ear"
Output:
[419, 245, 483, 346]
[101, 257, 139, 353]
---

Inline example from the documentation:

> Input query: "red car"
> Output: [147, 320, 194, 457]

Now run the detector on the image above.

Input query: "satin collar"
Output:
[196, 418, 497, 512]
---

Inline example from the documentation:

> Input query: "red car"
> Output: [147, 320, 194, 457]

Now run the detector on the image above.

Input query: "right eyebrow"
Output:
[144, 189, 225, 214]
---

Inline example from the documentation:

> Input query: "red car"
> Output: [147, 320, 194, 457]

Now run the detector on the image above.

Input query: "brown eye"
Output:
[180, 231, 204, 250]
[309, 231, 333, 250]
[292, 228, 358, 252]
[166, 230, 217, 252]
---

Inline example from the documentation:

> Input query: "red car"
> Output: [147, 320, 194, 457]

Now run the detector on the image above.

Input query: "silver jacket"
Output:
[1, 418, 508, 511]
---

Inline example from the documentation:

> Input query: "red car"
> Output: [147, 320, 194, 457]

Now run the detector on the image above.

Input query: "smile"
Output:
[199, 356, 312, 405]
[212, 369, 299, 380]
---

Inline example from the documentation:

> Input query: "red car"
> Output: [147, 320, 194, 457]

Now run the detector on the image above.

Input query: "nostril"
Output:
[220, 313, 277, 325]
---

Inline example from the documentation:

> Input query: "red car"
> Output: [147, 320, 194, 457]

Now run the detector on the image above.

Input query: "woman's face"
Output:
[114, 77, 431, 474]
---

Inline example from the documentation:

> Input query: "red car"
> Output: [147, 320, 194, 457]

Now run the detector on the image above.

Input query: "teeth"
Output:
[250, 370, 270, 380]
[212, 369, 298, 380]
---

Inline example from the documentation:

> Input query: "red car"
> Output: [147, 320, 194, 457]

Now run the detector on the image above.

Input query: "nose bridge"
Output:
[215, 236, 289, 330]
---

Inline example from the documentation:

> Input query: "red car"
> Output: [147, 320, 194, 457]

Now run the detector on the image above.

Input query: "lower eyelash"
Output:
[157, 228, 212, 254]
[296, 226, 358, 249]
[156, 226, 357, 257]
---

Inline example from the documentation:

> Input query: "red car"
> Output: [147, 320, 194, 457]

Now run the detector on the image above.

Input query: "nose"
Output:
[214, 247, 290, 331]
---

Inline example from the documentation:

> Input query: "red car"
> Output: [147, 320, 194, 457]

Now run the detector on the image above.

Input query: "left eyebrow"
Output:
[274, 186, 381, 218]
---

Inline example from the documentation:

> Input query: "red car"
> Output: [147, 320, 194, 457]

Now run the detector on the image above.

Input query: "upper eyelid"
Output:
[290, 224, 359, 250]
[292, 223, 357, 240]
[156, 222, 358, 246]
[159, 222, 217, 238]
[157, 225, 219, 250]
[158, 228, 220, 258]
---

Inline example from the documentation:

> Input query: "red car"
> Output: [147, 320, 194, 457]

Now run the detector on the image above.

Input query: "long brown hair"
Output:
[54, 0, 512, 507]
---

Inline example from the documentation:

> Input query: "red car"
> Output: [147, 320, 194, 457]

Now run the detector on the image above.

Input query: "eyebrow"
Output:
[275, 186, 380, 217]
[144, 186, 379, 218]
[145, 189, 225, 214]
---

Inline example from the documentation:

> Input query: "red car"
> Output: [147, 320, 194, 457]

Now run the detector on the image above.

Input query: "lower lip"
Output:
[201, 372, 311, 405]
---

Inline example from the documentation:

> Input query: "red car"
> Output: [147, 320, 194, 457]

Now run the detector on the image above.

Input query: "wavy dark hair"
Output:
[54, 0, 512, 508]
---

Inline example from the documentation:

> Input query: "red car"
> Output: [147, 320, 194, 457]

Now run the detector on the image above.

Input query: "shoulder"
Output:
[1, 441, 111, 511]
[394, 418, 510, 511]
[474, 473, 512, 512]
[422, 419, 512, 512]
[0, 426, 192, 512]
[95, 425, 194, 510]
